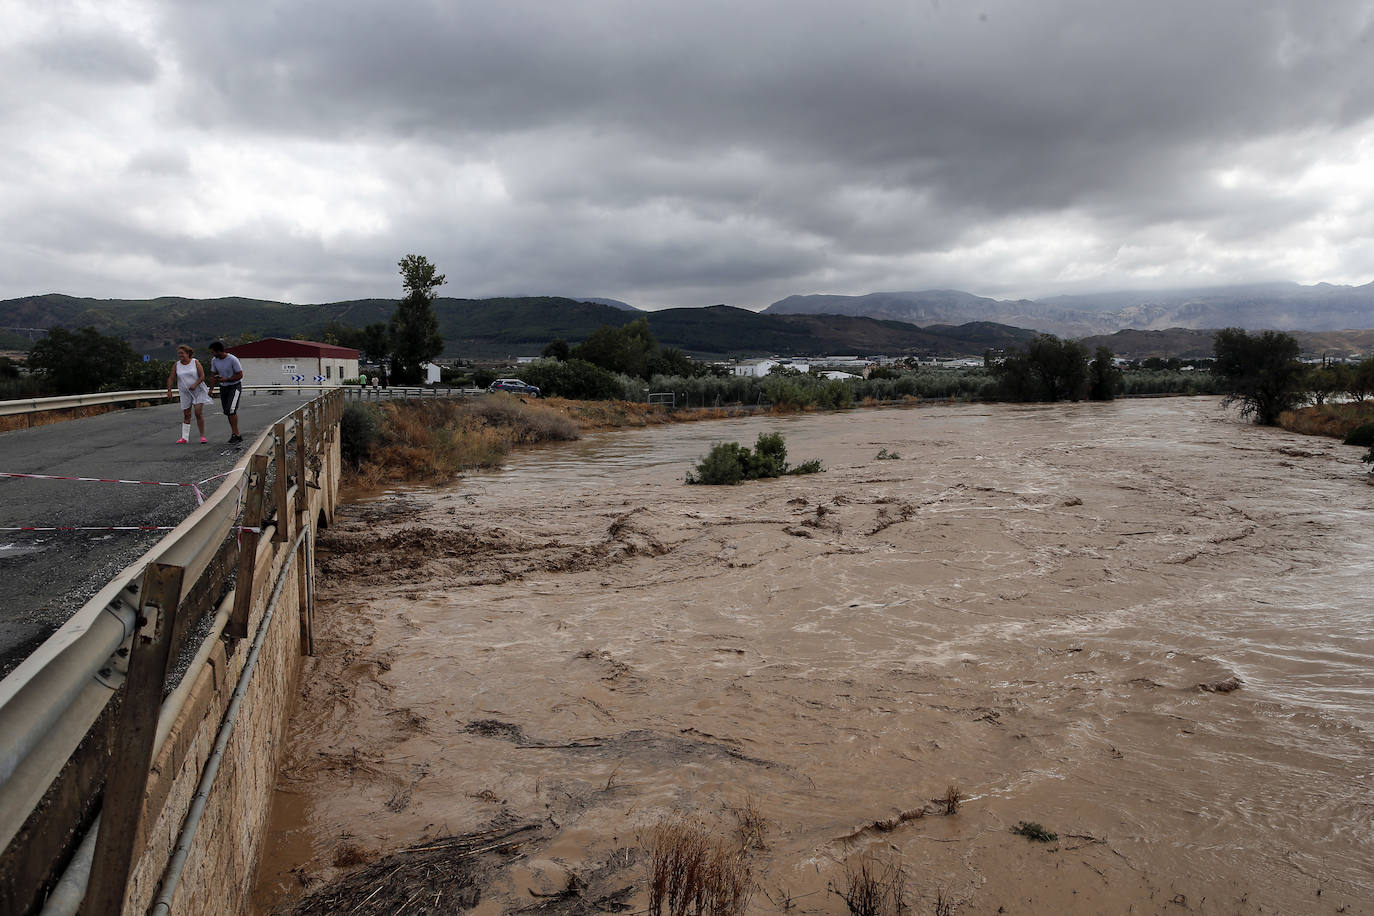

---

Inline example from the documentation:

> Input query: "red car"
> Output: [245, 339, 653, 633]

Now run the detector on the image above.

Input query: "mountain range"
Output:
[763, 281, 1374, 337]
[3, 280, 1371, 361]
[0, 294, 1034, 360]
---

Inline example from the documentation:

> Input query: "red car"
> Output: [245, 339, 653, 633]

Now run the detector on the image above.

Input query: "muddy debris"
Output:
[283, 823, 543, 916]
[465, 719, 529, 742]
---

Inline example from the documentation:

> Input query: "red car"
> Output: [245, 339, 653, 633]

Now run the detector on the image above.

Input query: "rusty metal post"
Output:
[272, 422, 289, 544]
[229, 453, 269, 640]
[81, 563, 186, 916]
[295, 535, 312, 656]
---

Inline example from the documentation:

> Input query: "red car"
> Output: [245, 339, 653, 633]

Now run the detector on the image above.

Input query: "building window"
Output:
[326, 366, 332, 379]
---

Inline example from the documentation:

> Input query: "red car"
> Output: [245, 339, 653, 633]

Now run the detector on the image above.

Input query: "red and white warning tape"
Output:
[0, 526, 261, 533]
[1, 468, 254, 536]
[1, 469, 238, 505]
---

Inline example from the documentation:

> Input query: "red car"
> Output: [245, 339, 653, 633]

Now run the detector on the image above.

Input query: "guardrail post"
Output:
[82, 563, 186, 916]
[229, 453, 269, 640]
[296, 534, 314, 657]
[293, 415, 308, 518]
[272, 423, 289, 544]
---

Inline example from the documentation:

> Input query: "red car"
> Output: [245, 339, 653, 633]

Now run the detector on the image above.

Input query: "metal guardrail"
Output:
[0, 388, 344, 914]
[341, 385, 484, 399]
[0, 389, 164, 417]
[0, 385, 483, 420]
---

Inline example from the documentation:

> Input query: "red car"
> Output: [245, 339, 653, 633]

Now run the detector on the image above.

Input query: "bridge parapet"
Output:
[0, 388, 345, 915]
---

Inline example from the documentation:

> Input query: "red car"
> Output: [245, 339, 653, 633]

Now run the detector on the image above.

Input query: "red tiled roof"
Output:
[226, 338, 359, 359]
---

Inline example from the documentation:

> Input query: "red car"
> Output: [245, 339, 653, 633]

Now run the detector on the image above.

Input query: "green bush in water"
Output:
[686, 432, 823, 485]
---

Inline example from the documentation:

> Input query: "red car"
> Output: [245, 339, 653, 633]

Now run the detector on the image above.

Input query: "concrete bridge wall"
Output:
[123, 430, 340, 915]
[0, 389, 344, 916]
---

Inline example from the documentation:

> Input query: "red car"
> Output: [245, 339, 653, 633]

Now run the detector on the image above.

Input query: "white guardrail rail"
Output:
[0, 384, 483, 419]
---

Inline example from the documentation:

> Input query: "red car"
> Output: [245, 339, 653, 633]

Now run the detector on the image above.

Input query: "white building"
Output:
[732, 359, 780, 377]
[226, 338, 360, 387]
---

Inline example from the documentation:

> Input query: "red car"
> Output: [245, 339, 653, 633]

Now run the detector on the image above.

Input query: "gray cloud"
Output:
[125, 148, 191, 176]
[2, 0, 1374, 308]
[23, 27, 159, 84]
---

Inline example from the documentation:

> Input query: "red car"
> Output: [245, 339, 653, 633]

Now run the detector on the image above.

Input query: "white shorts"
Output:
[179, 383, 212, 409]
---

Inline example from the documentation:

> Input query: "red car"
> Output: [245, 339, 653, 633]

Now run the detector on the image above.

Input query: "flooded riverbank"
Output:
[254, 397, 1374, 915]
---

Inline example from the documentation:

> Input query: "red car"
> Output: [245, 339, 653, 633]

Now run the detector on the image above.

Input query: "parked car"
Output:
[487, 378, 542, 397]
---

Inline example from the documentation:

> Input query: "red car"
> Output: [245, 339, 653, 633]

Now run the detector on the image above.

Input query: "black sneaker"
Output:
[228, 434, 243, 444]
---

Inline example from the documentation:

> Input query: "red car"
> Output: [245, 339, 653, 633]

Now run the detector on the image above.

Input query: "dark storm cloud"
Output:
[4, 0, 1374, 304]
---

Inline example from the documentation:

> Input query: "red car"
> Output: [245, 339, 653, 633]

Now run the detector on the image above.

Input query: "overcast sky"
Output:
[4, 1, 1374, 310]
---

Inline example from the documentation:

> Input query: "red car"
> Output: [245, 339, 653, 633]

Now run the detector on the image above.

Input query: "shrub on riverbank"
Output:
[1345, 422, 1374, 447]
[340, 403, 382, 468]
[686, 433, 823, 485]
[1278, 401, 1374, 440]
[341, 395, 579, 486]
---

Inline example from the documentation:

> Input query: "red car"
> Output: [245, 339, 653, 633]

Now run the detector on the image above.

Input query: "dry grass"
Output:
[645, 819, 753, 916]
[832, 853, 909, 916]
[346, 395, 771, 490]
[938, 784, 965, 816]
[728, 797, 769, 852]
[546, 397, 758, 431]
[1280, 401, 1374, 439]
[345, 396, 578, 488]
[466, 394, 580, 442]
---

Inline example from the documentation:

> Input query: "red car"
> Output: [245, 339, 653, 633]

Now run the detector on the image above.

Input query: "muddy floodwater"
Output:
[254, 397, 1374, 915]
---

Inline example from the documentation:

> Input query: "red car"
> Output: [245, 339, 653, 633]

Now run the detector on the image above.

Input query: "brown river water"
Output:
[253, 397, 1374, 915]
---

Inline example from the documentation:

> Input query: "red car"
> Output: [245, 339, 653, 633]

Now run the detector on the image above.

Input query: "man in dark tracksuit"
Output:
[208, 341, 245, 444]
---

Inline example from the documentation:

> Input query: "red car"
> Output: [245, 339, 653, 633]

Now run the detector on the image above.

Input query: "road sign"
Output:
[290, 375, 305, 382]
[312, 375, 326, 382]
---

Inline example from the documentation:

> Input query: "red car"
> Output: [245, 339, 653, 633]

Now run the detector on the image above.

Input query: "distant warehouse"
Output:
[227, 338, 359, 387]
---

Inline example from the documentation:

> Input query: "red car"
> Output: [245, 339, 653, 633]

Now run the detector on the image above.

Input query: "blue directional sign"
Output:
[290, 375, 306, 382]
[312, 375, 326, 382]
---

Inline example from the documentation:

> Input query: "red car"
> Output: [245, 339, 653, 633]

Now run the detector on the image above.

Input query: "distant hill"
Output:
[1076, 328, 1221, 359]
[640, 306, 1034, 357]
[765, 282, 1374, 336]
[573, 297, 639, 311]
[0, 294, 1034, 359]
[1078, 327, 1374, 360]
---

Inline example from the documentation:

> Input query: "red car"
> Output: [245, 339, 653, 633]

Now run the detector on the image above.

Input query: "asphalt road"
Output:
[0, 390, 316, 677]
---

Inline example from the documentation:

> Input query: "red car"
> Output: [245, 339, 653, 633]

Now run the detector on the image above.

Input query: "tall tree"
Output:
[990, 333, 1089, 402]
[1304, 362, 1350, 406]
[1087, 345, 1122, 400]
[360, 323, 391, 366]
[390, 254, 445, 384]
[27, 326, 139, 395]
[1212, 328, 1305, 425]
[1348, 356, 1374, 402]
[542, 337, 571, 361]
[572, 317, 658, 379]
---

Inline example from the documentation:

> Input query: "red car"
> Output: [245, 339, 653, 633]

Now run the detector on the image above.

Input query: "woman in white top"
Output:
[165, 344, 212, 443]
